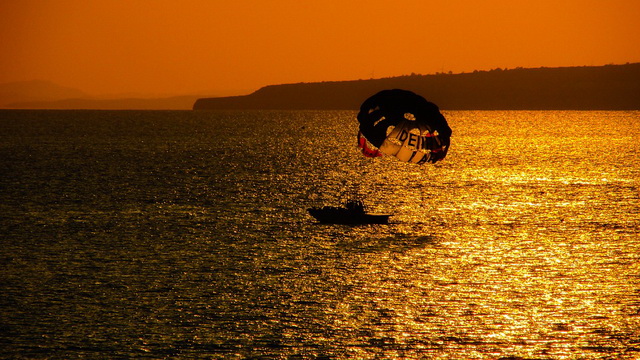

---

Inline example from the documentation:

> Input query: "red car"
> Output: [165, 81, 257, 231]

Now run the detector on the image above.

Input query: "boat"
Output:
[307, 199, 391, 224]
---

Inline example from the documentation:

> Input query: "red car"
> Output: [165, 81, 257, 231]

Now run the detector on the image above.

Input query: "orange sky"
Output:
[1, 0, 639, 97]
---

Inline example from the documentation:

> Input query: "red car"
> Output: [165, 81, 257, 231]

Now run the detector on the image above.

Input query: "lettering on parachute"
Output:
[394, 129, 440, 151]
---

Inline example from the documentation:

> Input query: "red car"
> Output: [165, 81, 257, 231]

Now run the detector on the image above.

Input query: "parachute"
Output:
[357, 89, 452, 164]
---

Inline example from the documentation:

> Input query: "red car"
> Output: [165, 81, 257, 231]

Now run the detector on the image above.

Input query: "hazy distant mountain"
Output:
[0, 80, 212, 110]
[194, 63, 640, 110]
[0, 80, 89, 107]
[7, 95, 205, 110]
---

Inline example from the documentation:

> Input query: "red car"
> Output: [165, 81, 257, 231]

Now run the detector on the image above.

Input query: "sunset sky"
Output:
[2, 0, 639, 97]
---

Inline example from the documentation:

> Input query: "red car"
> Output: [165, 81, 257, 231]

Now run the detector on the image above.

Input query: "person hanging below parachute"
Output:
[357, 89, 452, 165]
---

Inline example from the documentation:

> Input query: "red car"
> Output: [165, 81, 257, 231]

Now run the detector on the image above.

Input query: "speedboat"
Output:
[307, 199, 391, 224]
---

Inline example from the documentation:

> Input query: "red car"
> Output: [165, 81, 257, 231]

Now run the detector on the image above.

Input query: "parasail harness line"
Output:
[307, 89, 451, 224]
[355, 89, 452, 216]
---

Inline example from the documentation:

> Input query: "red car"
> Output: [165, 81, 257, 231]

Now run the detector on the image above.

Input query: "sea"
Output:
[1, 109, 639, 359]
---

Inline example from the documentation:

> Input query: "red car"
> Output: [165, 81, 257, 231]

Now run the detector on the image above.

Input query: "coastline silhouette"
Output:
[194, 63, 640, 111]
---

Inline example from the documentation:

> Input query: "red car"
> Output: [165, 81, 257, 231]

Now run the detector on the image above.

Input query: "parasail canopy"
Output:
[357, 89, 452, 165]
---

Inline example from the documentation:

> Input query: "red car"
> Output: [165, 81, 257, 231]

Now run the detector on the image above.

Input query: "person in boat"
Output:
[345, 199, 365, 213]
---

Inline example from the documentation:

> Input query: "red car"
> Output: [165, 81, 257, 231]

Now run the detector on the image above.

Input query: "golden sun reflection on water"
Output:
[1, 110, 638, 359]
[316, 111, 640, 358]
[328, 224, 639, 358]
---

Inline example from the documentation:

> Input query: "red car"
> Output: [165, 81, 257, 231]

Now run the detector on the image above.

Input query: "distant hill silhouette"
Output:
[1, 80, 218, 110]
[7, 95, 204, 110]
[0, 80, 88, 107]
[194, 63, 640, 110]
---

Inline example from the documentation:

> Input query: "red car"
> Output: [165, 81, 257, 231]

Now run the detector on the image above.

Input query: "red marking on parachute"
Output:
[358, 132, 383, 158]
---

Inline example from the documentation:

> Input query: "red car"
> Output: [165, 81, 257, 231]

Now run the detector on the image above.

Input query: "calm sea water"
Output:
[1, 110, 639, 359]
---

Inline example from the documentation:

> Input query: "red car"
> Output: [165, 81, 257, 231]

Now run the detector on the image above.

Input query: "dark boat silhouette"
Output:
[307, 199, 391, 224]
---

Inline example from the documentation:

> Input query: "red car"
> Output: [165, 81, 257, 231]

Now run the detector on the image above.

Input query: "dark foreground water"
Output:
[1, 110, 639, 359]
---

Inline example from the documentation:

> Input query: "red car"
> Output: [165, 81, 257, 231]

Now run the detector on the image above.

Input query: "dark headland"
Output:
[194, 63, 640, 110]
